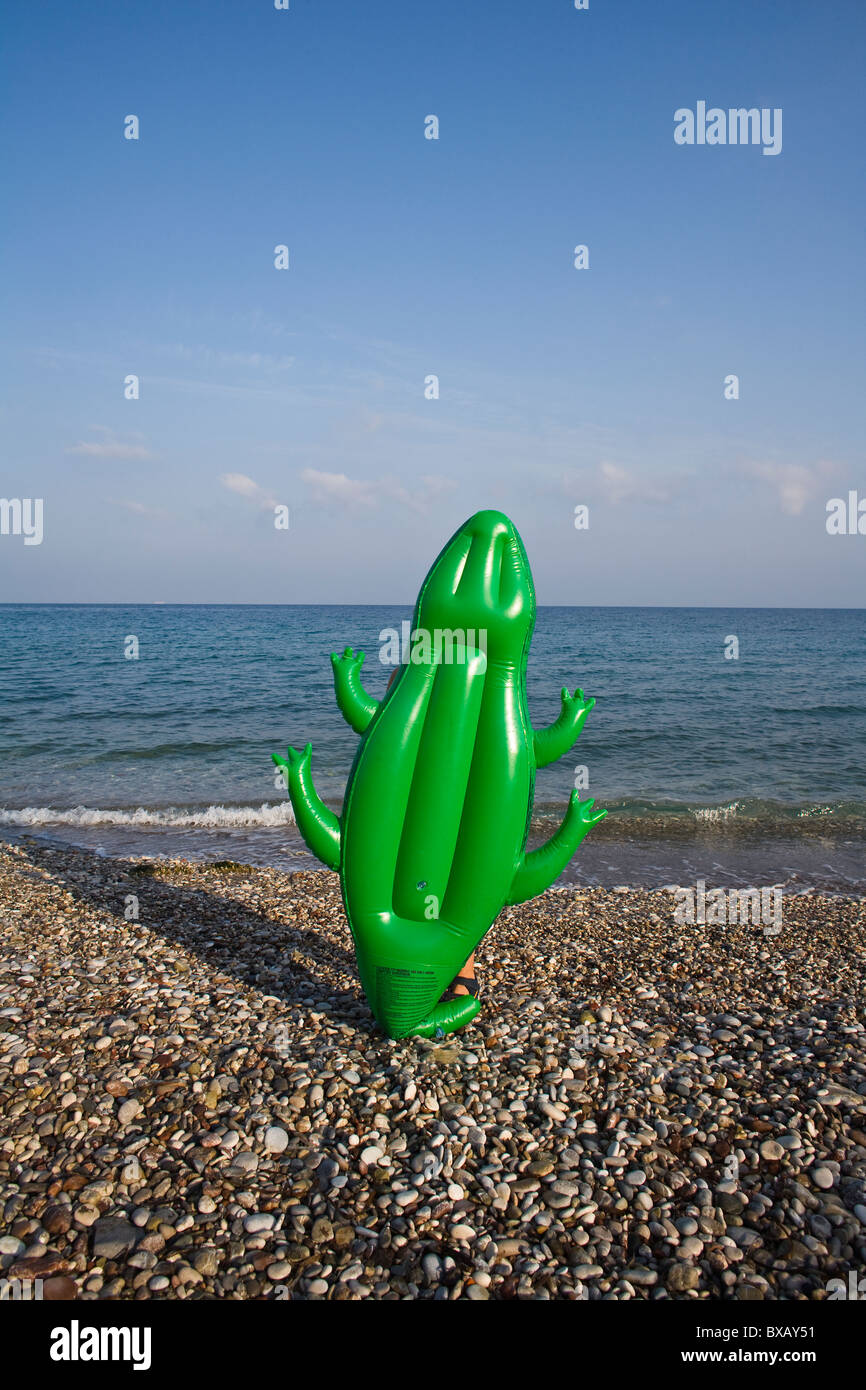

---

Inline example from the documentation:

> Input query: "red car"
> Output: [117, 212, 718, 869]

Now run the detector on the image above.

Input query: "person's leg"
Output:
[450, 951, 476, 995]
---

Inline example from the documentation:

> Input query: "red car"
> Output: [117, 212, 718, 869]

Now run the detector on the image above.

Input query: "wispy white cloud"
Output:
[108, 498, 170, 519]
[740, 459, 839, 516]
[599, 460, 675, 505]
[161, 342, 296, 371]
[380, 474, 458, 510]
[67, 427, 153, 461]
[220, 472, 279, 509]
[301, 469, 377, 508]
[551, 460, 689, 507]
[301, 468, 456, 512]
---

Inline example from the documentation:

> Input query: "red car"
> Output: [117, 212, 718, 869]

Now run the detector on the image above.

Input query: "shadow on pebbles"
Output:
[1, 838, 865, 1301]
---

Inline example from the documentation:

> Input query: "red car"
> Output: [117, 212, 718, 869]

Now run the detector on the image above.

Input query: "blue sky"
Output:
[1, 0, 864, 604]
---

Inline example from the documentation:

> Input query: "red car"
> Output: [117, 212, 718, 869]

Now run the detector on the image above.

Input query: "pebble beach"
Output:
[1, 837, 865, 1301]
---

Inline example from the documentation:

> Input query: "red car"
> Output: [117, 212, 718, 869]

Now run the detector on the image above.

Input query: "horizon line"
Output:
[2, 602, 864, 613]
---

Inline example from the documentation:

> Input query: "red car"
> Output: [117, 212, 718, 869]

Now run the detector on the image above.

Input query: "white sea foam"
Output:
[0, 802, 296, 829]
[693, 802, 741, 823]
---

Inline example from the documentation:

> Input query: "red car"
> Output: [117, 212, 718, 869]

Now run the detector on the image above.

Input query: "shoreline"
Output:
[4, 818, 865, 896]
[1, 838, 864, 1301]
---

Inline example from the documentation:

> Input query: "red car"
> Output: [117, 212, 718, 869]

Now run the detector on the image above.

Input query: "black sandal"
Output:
[440, 974, 480, 1002]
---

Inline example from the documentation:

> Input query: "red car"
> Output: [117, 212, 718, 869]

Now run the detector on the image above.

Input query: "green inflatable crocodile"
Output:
[274, 510, 606, 1039]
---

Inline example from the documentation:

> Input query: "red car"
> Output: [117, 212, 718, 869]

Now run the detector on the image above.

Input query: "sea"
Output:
[1, 604, 864, 894]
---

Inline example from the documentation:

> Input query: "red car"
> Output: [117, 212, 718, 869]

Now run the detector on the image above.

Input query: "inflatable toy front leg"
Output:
[534, 687, 595, 768]
[507, 793, 606, 904]
[272, 743, 341, 870]
[331, 648, 378, 734]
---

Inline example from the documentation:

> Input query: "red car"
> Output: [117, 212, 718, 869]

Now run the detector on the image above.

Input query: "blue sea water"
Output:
[1, 604, 864, 890]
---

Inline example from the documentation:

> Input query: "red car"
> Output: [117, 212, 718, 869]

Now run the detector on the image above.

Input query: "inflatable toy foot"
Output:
[405, 995, 481, 1038]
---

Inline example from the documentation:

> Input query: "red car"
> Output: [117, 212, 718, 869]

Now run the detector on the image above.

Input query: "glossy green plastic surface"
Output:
[273, 510, 606, 1039]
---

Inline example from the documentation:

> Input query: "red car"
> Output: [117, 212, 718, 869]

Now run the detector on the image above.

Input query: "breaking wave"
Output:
[0, 802, 296, 829]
